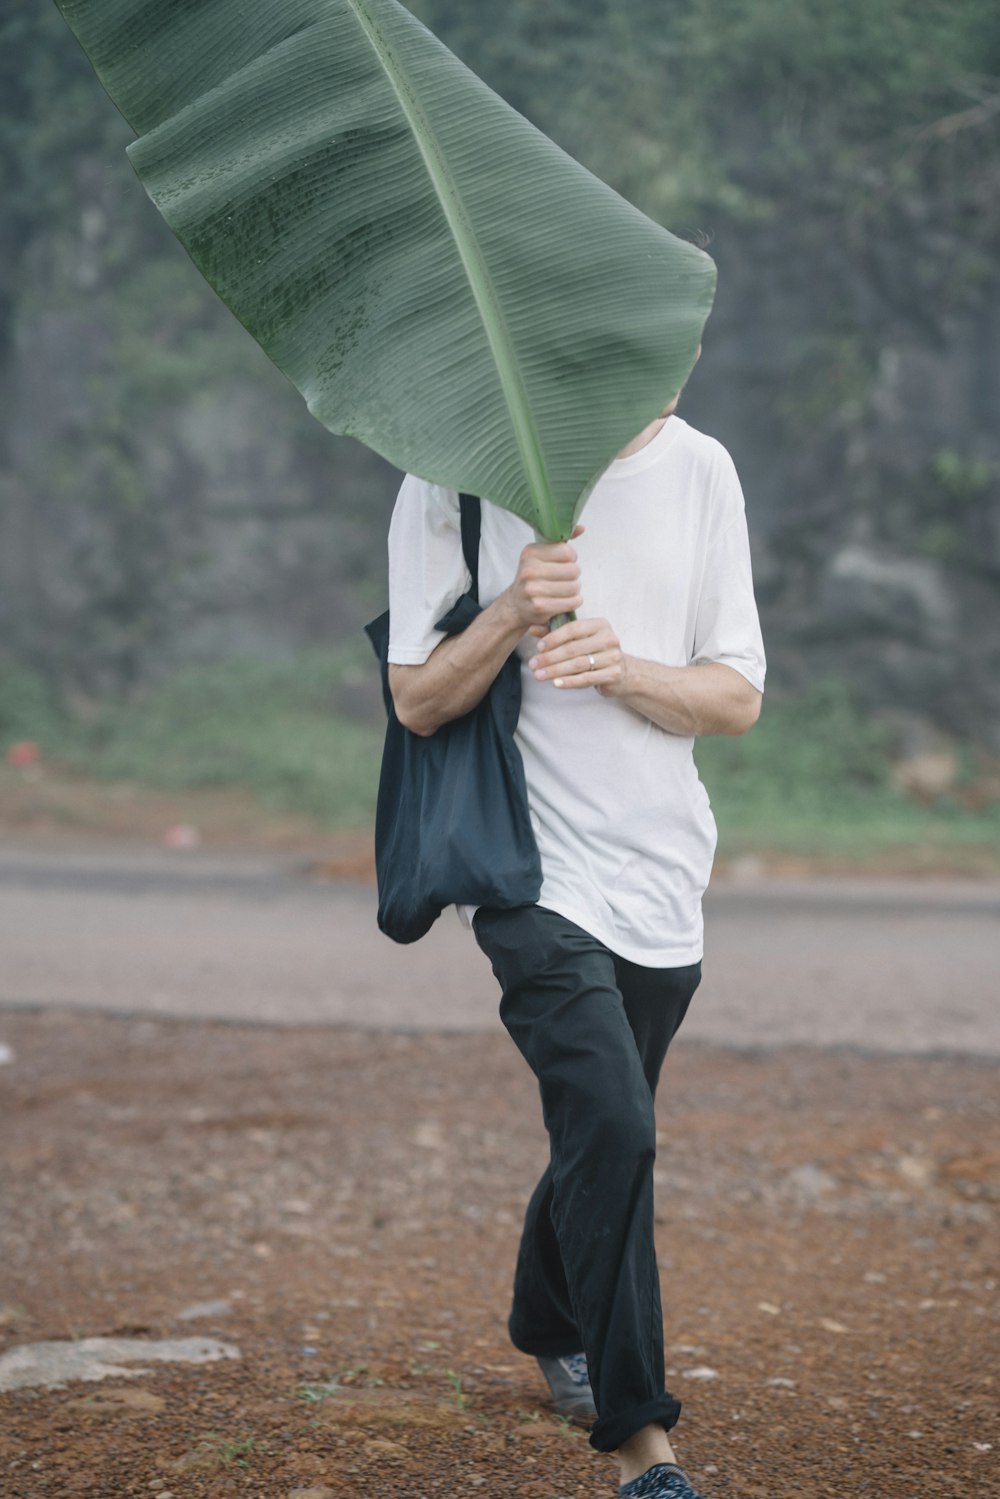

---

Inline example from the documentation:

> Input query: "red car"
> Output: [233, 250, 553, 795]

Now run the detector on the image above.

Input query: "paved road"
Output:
[1, 841, 998, 1055]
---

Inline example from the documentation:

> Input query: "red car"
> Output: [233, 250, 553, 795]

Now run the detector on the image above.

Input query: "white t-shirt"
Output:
[386, 415, 766, 966]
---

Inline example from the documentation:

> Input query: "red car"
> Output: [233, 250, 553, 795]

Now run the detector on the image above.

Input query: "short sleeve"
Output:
[690, 453, 767, 693]
[386, 475, 470, 665]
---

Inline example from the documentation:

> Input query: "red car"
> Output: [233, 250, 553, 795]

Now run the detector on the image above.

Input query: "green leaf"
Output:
[54, 0, 716, 538]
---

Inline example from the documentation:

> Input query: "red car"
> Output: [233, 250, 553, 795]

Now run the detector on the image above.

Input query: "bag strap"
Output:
[458, 492, 481, 603]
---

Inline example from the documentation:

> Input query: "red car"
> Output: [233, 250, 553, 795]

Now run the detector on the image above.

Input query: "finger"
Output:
[536, 621, 613, 656]
[527, 540, 578, 565]
[533, 650, 602, 681]
[550, 664, 618, 690]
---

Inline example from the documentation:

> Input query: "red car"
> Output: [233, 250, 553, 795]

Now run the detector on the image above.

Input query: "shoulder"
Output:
[388, 474, 462, 551]
[392, 473, 460, 522]
[672, 418, 739, 481]
[670, 419, 745, 524]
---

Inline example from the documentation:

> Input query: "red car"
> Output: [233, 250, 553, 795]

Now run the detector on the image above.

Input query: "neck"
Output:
[616, 413, 670, 460]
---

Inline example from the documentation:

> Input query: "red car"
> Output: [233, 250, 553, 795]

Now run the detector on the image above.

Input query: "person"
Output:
[384, 369, 766, 1499]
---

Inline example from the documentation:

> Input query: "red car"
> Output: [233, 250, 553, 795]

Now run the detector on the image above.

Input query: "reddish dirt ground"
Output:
[1, 1011, 997, 1499]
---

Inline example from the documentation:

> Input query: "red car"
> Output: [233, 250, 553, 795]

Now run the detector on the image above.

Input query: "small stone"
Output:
[288, 1488, 336, 1499]
[765, 1378, 797, 1389]
[413, 1120, 445, 1150]
[786, 1164, 837, 1199]
[863, 1271, 887, 1284]
[0, 1043, 15, 1066]
[175, 1300, 232, 1323]
[757, 1302, 781, 1316]
[362, 1439, 407, 1462]
[681, 1366, 719, 1381]
[819, 1318, 848, 1334]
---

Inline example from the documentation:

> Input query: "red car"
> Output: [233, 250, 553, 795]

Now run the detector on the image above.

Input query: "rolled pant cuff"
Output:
[588, 1394, 682, 1453]
[508, 1317, 582, 1360]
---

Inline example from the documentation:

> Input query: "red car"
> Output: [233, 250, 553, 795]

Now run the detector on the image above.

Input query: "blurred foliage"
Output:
[695, 678, 1000, 862]
[0, 647, 383, 827]
[0, 658, 70, 750]
[696, 678, 893, 804]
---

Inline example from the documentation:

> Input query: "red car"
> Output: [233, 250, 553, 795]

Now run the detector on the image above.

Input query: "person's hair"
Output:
[686, 227, 714, 251]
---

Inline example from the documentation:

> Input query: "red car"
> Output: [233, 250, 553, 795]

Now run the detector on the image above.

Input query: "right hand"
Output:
[501, 526, 585, 631]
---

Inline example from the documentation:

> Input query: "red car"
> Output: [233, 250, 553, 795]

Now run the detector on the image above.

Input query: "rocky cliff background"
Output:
[2, 1, 999, 758]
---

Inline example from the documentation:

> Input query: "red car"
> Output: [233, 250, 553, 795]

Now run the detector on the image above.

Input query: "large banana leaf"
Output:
[54, 0, 716, 539]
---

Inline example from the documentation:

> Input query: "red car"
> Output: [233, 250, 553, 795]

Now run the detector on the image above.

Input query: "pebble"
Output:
[786, 1163, 837, 1199]
[362, 1439, 407, 1462]
[765, 1377, 797, 1389]
[681, 1366, 719, 1381]
[288, 1488, 336, 1499]
[0, 1043, 14, 1066]
[175, 1299, 232, 1322]
[819, 1318, 848, 1334]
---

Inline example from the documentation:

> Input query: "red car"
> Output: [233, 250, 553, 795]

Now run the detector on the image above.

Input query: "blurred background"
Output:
[2, 0, 999, 874]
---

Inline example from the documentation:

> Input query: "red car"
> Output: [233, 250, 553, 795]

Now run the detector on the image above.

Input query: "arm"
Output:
[390, 532, 584, 737]
[527, 617, 762, 737]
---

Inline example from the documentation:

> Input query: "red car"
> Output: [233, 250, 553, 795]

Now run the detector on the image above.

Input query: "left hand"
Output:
[528, 617, 629, 695]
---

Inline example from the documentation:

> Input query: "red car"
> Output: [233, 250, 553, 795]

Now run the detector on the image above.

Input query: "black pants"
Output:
[473, 904, 701, 1453]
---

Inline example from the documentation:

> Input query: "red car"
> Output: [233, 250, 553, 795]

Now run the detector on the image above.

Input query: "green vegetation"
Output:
[0, 648, 383, 829]
[696, 680, 1000, 868]
[2, 657, 997, 869]
[195, 1433, 260, 1469]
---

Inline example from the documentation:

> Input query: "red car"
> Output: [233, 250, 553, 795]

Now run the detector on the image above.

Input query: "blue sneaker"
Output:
[619, 1464, 706, 1499]
[535, 1351, 597, 1421]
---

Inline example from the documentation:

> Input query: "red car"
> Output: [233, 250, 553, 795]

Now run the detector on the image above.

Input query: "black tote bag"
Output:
[364, 493, 542, 944]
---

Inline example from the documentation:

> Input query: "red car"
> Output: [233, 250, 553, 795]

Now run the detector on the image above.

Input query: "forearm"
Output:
[388, 591, 526, 736]
[389, 530, 585, 736]
[606, 657, 762, 736]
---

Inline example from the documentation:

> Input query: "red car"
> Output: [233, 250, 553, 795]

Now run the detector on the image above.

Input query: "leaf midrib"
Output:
[346, 0, 561, 537]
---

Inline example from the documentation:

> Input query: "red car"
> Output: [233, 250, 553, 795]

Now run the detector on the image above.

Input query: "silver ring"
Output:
[588, 654, 597, 670]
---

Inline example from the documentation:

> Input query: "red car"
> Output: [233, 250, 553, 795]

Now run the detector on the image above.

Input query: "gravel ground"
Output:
[1, 1010, 997, 1499]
